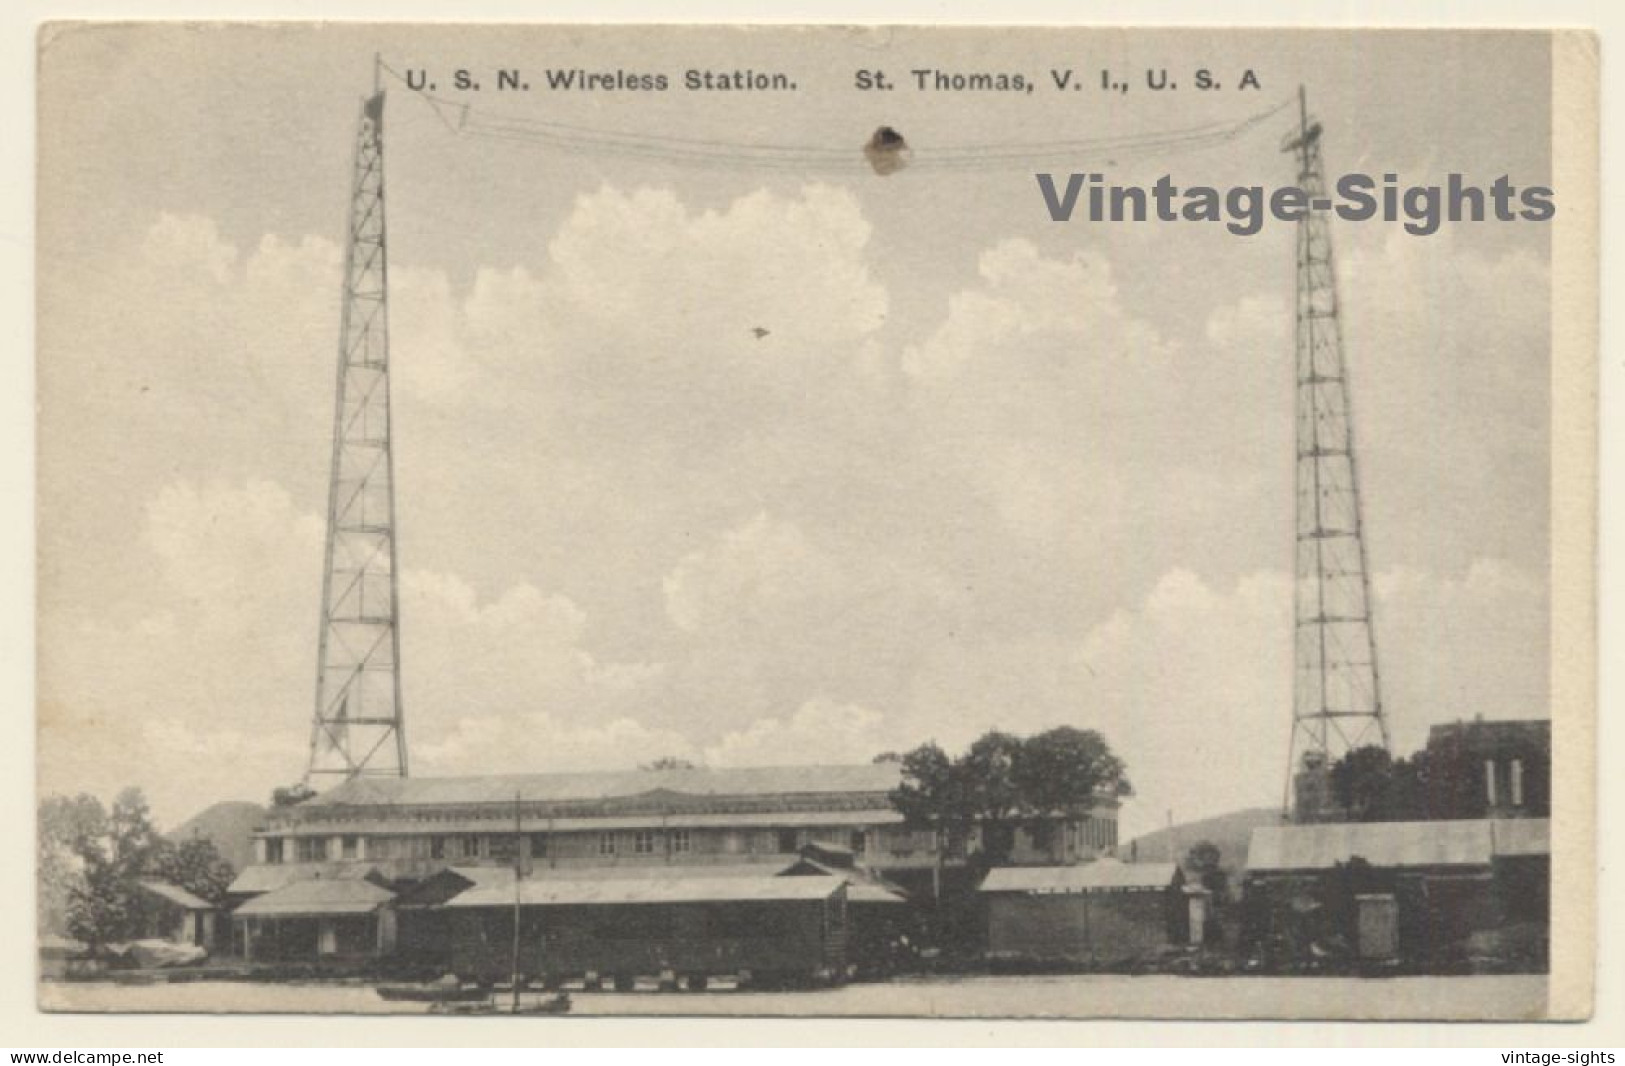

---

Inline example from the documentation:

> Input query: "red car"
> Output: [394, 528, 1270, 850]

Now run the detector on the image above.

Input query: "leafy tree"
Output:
[40, 788, 175, 948]
[1330, 745, 1398, 821]
[1014, 726, 1130, 860]
[891, 727, 1130, 867]
[149, 835, 236, 906]
[1329, 744, 1460, 822]
[960, 732, 1026, 864]
[38, 793, 106, 937]
[889, 742, 975, 846]
[1185, 840, 1229, 899]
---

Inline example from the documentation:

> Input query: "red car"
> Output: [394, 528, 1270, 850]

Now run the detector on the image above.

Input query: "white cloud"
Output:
[662, 512, 841, 633]
[704, 698, 891, 767]
[1071, 560, 1546, 840]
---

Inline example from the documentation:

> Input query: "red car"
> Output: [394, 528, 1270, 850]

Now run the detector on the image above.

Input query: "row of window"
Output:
[260, 820, 1113, 865]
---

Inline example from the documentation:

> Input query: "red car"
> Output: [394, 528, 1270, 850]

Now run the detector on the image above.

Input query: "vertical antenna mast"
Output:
[306, 83, 408, 782]
[1282, 87, 1389, 821]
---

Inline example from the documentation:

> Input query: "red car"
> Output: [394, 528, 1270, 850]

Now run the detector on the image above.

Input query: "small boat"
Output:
[426, 991, 572, 1015]
[375, 982, 490, 1003]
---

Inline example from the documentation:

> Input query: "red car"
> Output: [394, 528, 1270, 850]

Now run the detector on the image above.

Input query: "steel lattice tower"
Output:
[306, 82, 408, 781]
[1282, 88, 1389, 820]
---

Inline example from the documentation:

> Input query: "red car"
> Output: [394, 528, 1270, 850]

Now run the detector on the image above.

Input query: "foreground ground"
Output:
[41, 974, 1549, 1021]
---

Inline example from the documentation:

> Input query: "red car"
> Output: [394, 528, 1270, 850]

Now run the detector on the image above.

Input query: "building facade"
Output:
[235, 763, 1122, 900]
[1424, 718, 1550, 819]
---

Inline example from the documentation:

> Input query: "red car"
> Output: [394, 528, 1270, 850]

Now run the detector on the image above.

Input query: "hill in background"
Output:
[168, 800, 265, 874]
[1125, 806, 1284, 880]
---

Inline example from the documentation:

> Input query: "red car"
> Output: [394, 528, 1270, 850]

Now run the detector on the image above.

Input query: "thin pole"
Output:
[511, 790, 522, 1014]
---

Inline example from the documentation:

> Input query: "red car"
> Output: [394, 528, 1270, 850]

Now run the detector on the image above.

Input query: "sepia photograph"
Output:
[31, 23, 1596, 1024]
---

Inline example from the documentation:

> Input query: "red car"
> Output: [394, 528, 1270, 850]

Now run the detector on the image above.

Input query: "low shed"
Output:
[134, 880, 218, 948]
[979, 860, 1191, 966]
[1242, 818, 1550, 967]
[442, 871, 849, 987]
[233, 877, 397, 962]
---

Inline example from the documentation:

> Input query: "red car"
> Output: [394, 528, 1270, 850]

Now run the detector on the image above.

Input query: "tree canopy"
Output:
[37, 788, 238, 947]
[888, 727, 1129, 865]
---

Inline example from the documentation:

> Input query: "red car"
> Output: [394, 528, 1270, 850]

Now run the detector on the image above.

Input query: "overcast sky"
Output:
[36, 25, 1553, 839]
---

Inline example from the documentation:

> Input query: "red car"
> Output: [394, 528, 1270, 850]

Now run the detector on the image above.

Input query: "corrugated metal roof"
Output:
[301, 763, 903, 810]
[233, 877, 395, 917]
[1246, 819, 1549, 872]
[227, 861, 405, 895]
[444, 872, 844, 909]
[979, 860, 1179, 894]
[135, 880, 213, 910]
[262, 808, 899, 837]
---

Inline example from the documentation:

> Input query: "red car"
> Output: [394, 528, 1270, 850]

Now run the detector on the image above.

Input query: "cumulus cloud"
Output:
[1071, 561, 1546, 840]
[662, 512, 842, 633]
[704, 699, 892, 768]
[38, 189, 1552, 840]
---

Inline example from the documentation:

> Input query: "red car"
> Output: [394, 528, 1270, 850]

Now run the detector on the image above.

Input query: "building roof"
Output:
[1246, 818, 1550, 872]
[444, 872, 845, 909]
[1426, 717, 1550, 751]
[233, 877, 395, 917]
[227, 861, 404, 896]
[979, 859, 1180, 894]
[135, 880, 213, 910]
[299, 764, 904, 811]
[1490, 817, 1549, 857]
[262, 808, 899, 838]
[780, 857, 909, 903]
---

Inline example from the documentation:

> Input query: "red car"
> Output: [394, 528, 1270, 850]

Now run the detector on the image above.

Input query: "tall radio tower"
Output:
[306, 71, 408, 782]
[1282, 88, 1389, 820]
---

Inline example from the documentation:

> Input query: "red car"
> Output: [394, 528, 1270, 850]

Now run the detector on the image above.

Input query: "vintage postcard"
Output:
[34, 23, 1597, 1021]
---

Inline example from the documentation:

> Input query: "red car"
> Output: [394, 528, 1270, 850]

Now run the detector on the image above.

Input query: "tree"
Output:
[1014, 726, 1130, 860]
[41, 788, 169, 948]
[1330, 745, 1397, 821]
[959, 732, 1026, 864]
[149, 835, 236, 907]
[889, 742, 975, 901]
[1185, 840, 1229, 900]
[1329, 744, 1444, 822]
[38, 793, 106, 937]
[891, 727, 1130, 866]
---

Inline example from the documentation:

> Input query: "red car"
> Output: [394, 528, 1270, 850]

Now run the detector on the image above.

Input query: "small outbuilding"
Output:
[133, 880, 218, 949]
[442, 870, 850, 988]
[232, 877, 397, 963]
[1242, 818, 1550, 968]
[979, 860, 1195, 967]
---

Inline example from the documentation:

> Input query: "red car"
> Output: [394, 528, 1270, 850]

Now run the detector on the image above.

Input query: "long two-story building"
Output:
[234, 762, 1122, 901]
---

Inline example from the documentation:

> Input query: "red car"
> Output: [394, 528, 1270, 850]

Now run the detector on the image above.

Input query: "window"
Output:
[634, 830, 656, 855]
[264, 837, 284, 865]
[295, 837, 327, 863]
[599, 832, 617, 856]
[341, 835, 360, 860]
[1511, 759, 1525, 807]
[850, 830, 867, 855]
[430, 836, 448, 860]
[777, 830, 799, 854]
[1485, 759, 1499, 806]
[671, 829, 691, 854]
[722, 831, 744, 855]
[529, 833, 549, 859]
[460, 835, 483, 860]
